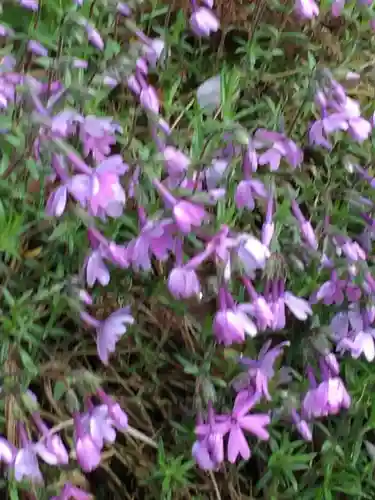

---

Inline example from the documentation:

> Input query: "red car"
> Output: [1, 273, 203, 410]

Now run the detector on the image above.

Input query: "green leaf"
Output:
[53, 381, 67, 401]
[20, 349, 38, 376]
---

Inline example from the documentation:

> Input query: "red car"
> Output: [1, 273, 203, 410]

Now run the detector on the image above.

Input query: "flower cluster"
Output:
[295, 0, 375, 25]
[0, 389, 126, 494]
[1, 0, 375, 496]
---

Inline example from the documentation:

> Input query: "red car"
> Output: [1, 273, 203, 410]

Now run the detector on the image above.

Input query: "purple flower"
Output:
[236, 234, 270, 275]
[294, 0, 319, 18]
[192, 440, 218, 470]
[291, 410, 312, 441]
[235, 179, 267, 210]
[72, 58, 88, 69]
[261, 195, 274, 247]
[33, 414, 69, 465]
[193, 406, 228, 470]
[168, 267, 201, 299]
[310, 86, 371, 147]
[140, 85, 159, 114]
[318, 377, 351, 415]
[51, 110, 83, 137]
[283, 291, 312, 321]
[335, 237, 366, 262]
[347, 116, 372, 142]
[74, 413, 101, 472]
[224, 396, 270, 463]
[253, 129, 303, 170]
[203, 159, 228, 189]
[117, 2, 132, 16]
[302, 370, 325, 419]
[85, 248, 110, 287]
[243, 144, 258, 173]
[127, 218, 176, 270]
[309, 115, 348, 149]
[46, 185, 68, 217]
[291, 200, 318, 250]
[0, 437, 17, 464]
[173, 200, 208, 233]
[14, 448, 43, 483]
[27, 40, 48, 56]
[163, 146, 190, 178]
[314, 271, 346, 305]
[80, 116, 121, 162]
[127, 72, 142, 96]
[267, 281, 312, 327]
[302, 363, 350, 419]
[95, 307, 134, 364]
[190, 7, 220, 37]
[234, 340, 289, 400]
[213, 308, 257, 345]
[213, 288, 257, 345]
[314, 272, 361, 305]
[87, 405, 117, 449]
[52, 483, 91, 500]
[266, 280, 286, 330]
[0, 24, 14, 37]
[97, 389, 128, 431]
[18, 0, 39, 10]
[142, 38, 166, 67]
[78, 289, 93, 306]
[13, 425, 43, 484]
[241, 278, 274, 330]
[332, 307, 375, 361]
[83, 22, 104, 50]
[331, 0, 345, 16]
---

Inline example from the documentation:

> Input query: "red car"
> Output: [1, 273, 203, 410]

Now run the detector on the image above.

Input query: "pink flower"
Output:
[224, 396, 270, 463]
[294, 0, 319, 19]
[68, 155, 128, 219]
[74, 413, 101, 472]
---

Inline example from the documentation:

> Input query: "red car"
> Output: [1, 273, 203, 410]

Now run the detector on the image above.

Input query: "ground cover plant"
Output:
[0, 0, 375, 498]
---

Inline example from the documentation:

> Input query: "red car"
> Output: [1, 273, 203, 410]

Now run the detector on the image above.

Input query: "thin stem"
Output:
[35, 418, 158, 449]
